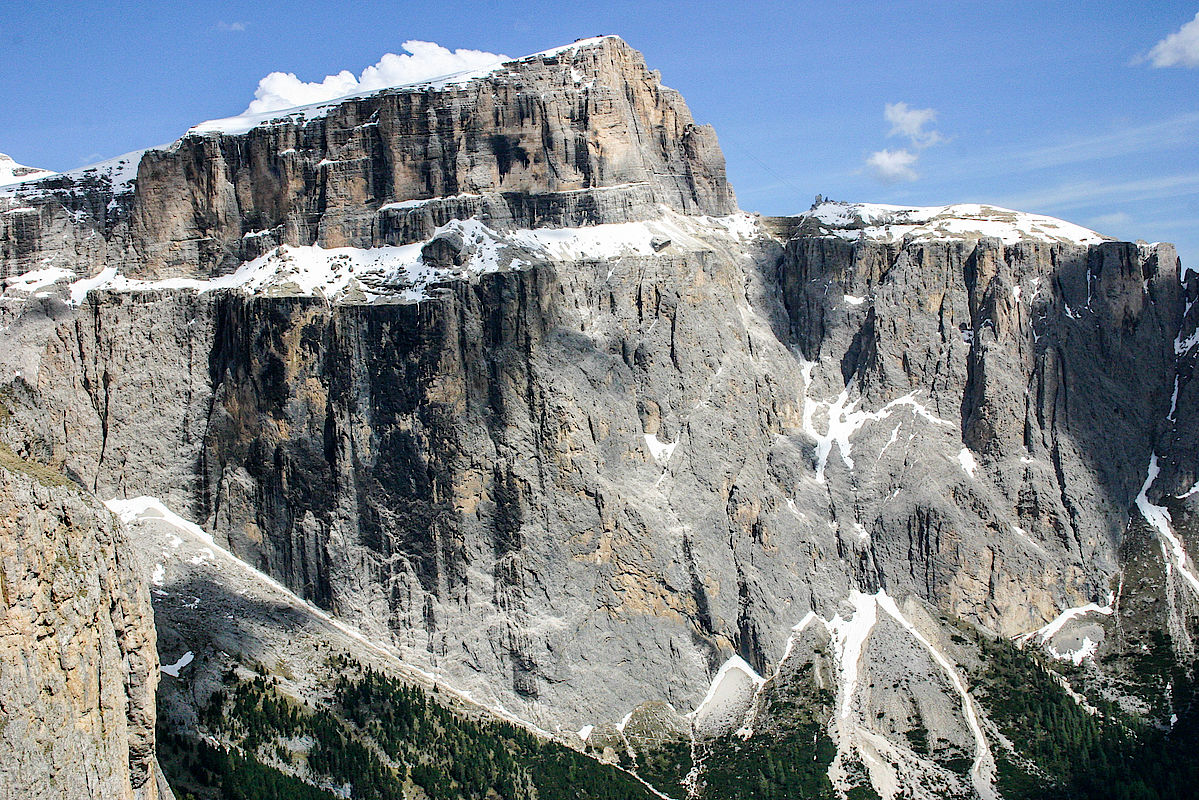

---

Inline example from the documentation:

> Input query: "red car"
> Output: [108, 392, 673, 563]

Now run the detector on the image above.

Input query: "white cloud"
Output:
[217, 21, 247, 32]
[864, 102, 944, 183]
[885, 101, 943, 148]
[245, 41, 509, 114]
[1148, 12, 1199, 67]
[866, 149, 919, 183]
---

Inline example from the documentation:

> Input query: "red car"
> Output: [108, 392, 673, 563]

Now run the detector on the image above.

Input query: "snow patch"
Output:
[958, 448, 978, 479]
[1, 148, 149, 200]
[1048, 636, 1098, 667]
[161, 651, 194, 677]
[643, 432, 678, 463]
[2, 267, 75, 295]
[107, 496, 215, 547]
[61, 210, 760, 307]
[1021, 593, 1115, 645]
[801, 389, 951, 482]
[690, 655, 764, 737]
[0, 152, 55, 187]
[1137, 454, 1199, 597]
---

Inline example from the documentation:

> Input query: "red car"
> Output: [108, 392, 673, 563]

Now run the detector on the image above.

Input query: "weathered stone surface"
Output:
[1, 36, 1196, 800]
[0, 461, 162, 800]
[1, 37, 735, 282]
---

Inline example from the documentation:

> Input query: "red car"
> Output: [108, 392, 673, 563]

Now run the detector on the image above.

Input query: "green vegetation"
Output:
[161, 654, 656, 800]
[972, 629, 1199, 800]
[159, 631, 1199, 800]
[158, 734, 342, 800]
[0, 441, 74, 487]
[0, 391, 74, 488]
[695, 660, 841, 800]
[631, 738, 692, 799]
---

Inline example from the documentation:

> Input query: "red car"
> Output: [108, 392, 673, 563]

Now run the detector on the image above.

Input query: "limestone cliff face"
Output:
[778, 235, 1183, 632]
[0, 460, 163, 800]
[2, 36, 1198, 800]
[17, 211, 1190, 728]
[1, 37, 734, 281]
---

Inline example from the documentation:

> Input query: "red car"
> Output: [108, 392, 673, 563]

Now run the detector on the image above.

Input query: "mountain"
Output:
[0, 152, 54, 187]
[1, 35, 1197, 800]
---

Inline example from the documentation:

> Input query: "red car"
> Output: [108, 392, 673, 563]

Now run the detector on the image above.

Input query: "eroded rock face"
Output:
[1, 37, 735, 281]
[0, 462, 162, 800]
[777, 235, 1182, 634]
[18, 214, 1189, 732]
[1, 36, 1197, 800]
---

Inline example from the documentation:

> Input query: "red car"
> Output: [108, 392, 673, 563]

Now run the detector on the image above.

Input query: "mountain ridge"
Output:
[0, 35, 1196, 800]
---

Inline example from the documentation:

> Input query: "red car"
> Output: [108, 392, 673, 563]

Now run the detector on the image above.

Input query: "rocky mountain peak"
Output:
[1, 36, 735, 281]
[2, 33, 1198, 800]
[798, 200, 1113, 246]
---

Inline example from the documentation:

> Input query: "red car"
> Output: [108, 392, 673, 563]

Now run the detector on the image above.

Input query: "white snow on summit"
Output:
[0, 153, 55, 187]
[800, 201, 1111, 246]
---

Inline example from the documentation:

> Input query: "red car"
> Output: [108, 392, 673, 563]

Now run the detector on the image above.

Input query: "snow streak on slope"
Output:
[875, 593, 996, 800]
[800, 389, 953, 482]
[746, 593, 995, 800]
[1019, 594, 1115, 645]
[1137, 454, 1199, 597]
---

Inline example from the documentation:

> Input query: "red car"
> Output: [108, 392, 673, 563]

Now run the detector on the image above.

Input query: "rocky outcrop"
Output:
[1, 37, 1197, 800]
[19, 208, 1188, 731]
[1, 37, 735, 281]
[0, 457, 164, 799]
[778, 234, 1183, 633]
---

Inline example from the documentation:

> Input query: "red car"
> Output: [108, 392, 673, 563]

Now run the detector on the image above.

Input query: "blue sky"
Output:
[2, 1, 1196, 267]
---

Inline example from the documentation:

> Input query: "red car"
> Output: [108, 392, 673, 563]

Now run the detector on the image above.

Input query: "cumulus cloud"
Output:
[1147, 12, 1199, 67]
[865, 102, 944, 183]
[885, 101, 943, 148]
[866, 149, 919, 183]
[216, 21, 247, 32]
[245, 41, 509, 114]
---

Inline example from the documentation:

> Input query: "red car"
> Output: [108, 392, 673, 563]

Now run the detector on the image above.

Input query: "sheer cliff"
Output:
[1, 35, 1197, 800]
[0, 450, 166, 799]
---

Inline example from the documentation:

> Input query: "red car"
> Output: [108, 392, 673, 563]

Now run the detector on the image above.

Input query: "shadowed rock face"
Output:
[2, 36, 1198, 800]
[0, 463, 162, 800]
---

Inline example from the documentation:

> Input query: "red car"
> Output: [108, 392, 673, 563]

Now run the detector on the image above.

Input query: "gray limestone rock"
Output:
[0, 37, 1196, 800]
[0, 459, 163, 800]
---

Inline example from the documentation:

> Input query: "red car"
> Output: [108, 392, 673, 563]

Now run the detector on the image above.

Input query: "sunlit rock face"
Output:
[2, 35, 1197, 800]
[0, 464, 164, 800]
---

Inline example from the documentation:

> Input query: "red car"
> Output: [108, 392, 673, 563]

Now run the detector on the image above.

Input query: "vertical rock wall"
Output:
[0, 461, 162, 800]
